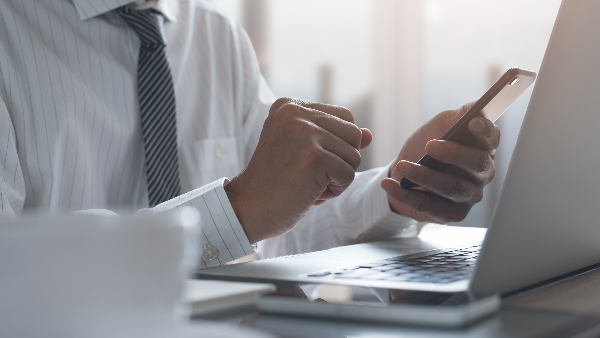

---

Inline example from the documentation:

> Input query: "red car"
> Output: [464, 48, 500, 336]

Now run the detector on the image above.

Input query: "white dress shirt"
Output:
[0, 0, 420, 268]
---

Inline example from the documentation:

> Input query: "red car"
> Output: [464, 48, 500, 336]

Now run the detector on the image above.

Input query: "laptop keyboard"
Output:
[307, 245, 481, 284]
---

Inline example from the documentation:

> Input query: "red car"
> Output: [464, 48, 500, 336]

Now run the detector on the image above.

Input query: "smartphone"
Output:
[400, 67, 537, 189]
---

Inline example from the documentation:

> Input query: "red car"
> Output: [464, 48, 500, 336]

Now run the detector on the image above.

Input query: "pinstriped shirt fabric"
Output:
[0, 0, 420, 268]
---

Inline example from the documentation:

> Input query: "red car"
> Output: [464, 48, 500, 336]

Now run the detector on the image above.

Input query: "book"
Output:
[184, 280, 276, 316]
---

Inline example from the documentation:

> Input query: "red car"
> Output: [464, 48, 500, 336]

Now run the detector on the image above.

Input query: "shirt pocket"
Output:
[180, 137, 242, 190]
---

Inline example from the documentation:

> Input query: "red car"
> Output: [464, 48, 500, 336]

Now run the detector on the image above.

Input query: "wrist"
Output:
[224, 171, 263, 244]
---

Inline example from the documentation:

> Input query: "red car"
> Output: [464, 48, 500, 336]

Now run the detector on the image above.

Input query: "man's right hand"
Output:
[224, 98, 372, 244]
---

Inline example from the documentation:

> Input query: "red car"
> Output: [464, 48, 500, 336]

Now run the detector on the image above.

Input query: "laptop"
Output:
[197, 0, 600, 298]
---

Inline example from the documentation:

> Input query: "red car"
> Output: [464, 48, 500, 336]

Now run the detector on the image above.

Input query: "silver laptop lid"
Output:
[471, 0, 600, 296]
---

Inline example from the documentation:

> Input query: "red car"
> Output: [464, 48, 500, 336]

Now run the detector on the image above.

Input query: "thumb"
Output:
[360, 128, 373, 150]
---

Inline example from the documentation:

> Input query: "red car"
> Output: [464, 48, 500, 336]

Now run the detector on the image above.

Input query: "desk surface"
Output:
[505, 268, 600, 317]
[196, 225, 600, 338]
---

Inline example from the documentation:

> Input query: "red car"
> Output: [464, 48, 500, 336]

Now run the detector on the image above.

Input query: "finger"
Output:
[303, 102, 354, 124]
[316, 185, 336, 203]
[395, 161, 481, 203]
[468, 117, 501, 153]
[302, 105, 362, 150]
[319, 149, 356, 199]
[360, 128, 372, 150]
[270, 97, 356, 124]
[381, 178, 470, 224]
[316, 125, 362, 170]
[425, 139, 494, 178]
[273, 102, 362, 150]
[270, 99, 363, 149]
[314, 199, 327, 206]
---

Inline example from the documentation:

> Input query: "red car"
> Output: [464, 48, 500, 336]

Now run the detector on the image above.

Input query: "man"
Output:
[0, 0, 499, 268]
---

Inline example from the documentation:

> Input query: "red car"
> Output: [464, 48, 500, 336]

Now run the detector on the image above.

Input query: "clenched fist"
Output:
[225, 98, 372, 243]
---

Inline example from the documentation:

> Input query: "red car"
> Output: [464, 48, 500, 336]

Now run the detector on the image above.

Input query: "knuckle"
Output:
[270, 97, 293, 115]
[324, 104, 354, 123]
[341, 167, 356, 185]
[350, 148, 362, 169]
[288, 118, 312, 136]
[272, 103, 300, 127]
[337, 106, 354, 123]
[350, 125, 362, 147]
[279, 102, 301, 115]
[351, 123, 362, 138]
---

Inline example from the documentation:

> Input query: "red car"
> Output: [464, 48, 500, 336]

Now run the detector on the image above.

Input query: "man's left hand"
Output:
[381, 102, 501, 224]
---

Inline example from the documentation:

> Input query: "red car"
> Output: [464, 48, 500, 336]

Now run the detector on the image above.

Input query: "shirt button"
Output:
[215, 146, 225, 158]
[203, 247, 219, 260]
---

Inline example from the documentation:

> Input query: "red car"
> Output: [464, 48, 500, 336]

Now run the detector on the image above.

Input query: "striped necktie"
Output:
[115, 6, 181, 207]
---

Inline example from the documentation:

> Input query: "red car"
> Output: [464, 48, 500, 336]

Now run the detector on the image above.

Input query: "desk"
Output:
[194, 226, 600, 337]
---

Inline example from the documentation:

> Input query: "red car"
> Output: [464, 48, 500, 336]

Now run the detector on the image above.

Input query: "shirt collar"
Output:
[72, 0, 178, 23]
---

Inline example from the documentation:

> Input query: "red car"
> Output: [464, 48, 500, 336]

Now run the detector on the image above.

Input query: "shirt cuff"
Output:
[147, 178, 255, 269]
[0, 191, 16, 219]
[361, 162, 425, 239]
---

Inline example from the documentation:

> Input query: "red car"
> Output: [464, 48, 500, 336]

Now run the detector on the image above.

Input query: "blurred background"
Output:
[209, 0, 562, 228]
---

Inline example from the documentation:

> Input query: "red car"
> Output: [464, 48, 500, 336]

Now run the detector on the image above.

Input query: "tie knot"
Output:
[115, 6, 166, 47]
